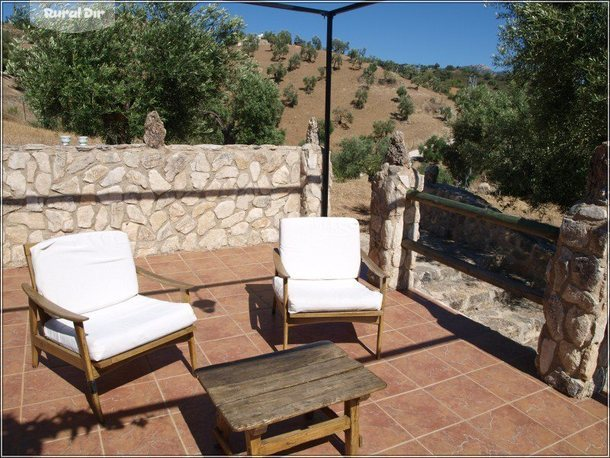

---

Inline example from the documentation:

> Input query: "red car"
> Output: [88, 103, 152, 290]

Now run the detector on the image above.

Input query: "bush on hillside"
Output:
[241, 34, 259, 56]
[282, 84, 298, 107]
[418, 135, 450, 164]
[317, 66, 326, 80]
[332, 107, 353, 129]
[372, 119, 396, 139]
[397, 94, 415, 121]
[396, 85, 407, 98]
[294, 35, 305, 46]
[352, 86, 368, 109]
[300, 43, 317, 63]
[303, 76, 317, 94]
[332, 39, 350, 54]
[267, 63, 287, 83]
[272, 42, 289, 61]
[332, 53, 343, 70]
[311, 36, 322, 50]
[360, 63, 377, 85]
[287, 53, 301, 71]
[380, 69, 397, 85]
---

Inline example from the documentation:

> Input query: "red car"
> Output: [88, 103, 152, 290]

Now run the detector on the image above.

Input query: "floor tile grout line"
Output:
[97, 427, 106, 456]
[529, 417, 608, 455]
[151, 370, 190, 455]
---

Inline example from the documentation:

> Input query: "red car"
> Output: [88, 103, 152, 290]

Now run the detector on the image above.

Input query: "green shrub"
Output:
[439, 106, 452, 121]
[347, 48, 365, 69]
[287, 53, 301, 71]
[333, 107, 353, 129]
[311, 36, 322, 50]
[397, 94, 414, 121]
[317, 66, 326, 80]
[293, 35, 305, 46]
[303, 76, 317, 94]
[352, 86, 368, 109]
[272, 42, 289, 61]
[361, 63, 377, 85]
[332, 136, 379, 180]
[300, 43, 317, 63]
[381, 69, 396, 85]
[418, 135, 449, 163]
[332, 53, 343, 70]
[372, 119, 395, 139]
[282, 84, 298, 107]
[396, 85, 407, 98]
[267, 63, 286, 83]
[241, 34, 259, 55]
[332, 38, 350, 54]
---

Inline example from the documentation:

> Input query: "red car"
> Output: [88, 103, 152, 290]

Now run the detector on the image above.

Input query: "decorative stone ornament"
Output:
[143, 111, 166, 148]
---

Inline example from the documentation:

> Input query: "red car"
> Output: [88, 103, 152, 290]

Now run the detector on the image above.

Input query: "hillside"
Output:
[252, 41, 453, 151]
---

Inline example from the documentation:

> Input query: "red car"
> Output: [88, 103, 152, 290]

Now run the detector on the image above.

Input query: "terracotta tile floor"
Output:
[2, 244, 608, 456]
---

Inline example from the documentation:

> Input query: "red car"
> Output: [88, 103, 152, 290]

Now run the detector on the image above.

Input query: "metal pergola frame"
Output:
[237, 1, 380, 216]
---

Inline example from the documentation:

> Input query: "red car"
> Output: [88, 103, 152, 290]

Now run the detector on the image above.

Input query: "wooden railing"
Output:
[402, 190, 560, 305]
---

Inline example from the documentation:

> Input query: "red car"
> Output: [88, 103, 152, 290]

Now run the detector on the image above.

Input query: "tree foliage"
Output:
[418, 135, 450, 164]
[267, 63, 287, 83]
[282, 84, 298, 107]
[332, 107, 353, 129]
[303, 76, 317, 94]
[7, 3, 284, 145]
[311, 36, 322, 50]
[332, 53, 343, 70]
[241, 34, 259, 55]
[352, 86, 368, 109]
[287, 53, 301, 71]
[397, 94, 415, 121]
[372, 119, 396, 140]
[300, 43, 318, 63]
[448, 2, 608, 205]
[332, 38, 349, 54]
[360, 63, 377, 85]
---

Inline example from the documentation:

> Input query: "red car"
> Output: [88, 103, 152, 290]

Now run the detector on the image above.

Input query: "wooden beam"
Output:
[260, 415, 350, 455]
[405, 190, 560, 242]
[402, 239, 545, 304]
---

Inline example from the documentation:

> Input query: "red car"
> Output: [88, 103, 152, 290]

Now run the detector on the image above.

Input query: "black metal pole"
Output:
[322, 13, 334, 217]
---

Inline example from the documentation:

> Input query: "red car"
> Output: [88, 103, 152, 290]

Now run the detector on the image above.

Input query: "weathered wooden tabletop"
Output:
[195, 340, 386, 432]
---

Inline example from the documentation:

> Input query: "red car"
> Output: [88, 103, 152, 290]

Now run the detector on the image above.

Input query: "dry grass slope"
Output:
[253, 41, 453, 151]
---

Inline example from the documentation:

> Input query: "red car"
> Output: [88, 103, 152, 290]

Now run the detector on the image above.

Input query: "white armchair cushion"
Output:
[43, 294, 196, 361]
[273, 277, 383, 314]
[280, 217, 361, 280]
[30, 231, 138, 314]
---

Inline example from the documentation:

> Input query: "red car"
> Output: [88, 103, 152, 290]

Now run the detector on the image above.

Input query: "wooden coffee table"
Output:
[195, 340, 386, 456]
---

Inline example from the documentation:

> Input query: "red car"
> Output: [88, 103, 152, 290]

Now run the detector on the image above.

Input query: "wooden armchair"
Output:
[22, 231, 198, 424]
[272, 217, 388, 359]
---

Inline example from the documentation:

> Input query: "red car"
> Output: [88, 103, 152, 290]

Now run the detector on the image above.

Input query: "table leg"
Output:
[245, 426, 267, 457]
[344, 399, 360, 456]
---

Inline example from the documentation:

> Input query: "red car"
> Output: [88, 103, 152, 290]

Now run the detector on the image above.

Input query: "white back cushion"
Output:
[280, 217, 361, 280]
[30, 231, 138, 314]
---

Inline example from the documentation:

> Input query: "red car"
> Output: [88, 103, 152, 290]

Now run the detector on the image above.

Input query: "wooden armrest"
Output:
[273, 248, 290, 279]
[136, 267, 194, 290]
[360, 250, 387, 279]
[21, 283, 88, 323]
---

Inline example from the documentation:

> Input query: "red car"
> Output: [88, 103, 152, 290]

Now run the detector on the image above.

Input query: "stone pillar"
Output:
[300, 118, 324, 217]
[368, 132, 423, 289]
[537, 143, 608, 398]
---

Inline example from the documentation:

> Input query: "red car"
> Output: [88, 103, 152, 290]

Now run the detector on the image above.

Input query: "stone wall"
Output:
[2, 142, 323, 267]
[420, 182, 555, 288]
[368, 132, 423, 289]
[536, 143, 608, 398]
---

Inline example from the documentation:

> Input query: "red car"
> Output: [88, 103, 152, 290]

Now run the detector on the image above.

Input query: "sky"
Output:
[1, 1, 504, 68]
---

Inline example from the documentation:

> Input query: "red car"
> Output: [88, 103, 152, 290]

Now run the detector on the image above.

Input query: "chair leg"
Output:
[376, 317, 384, 360]
[85, 379, 104, 424]
[188, 335, 198, 375]
[283, 321, 289, 350]
[31, 345, 41, 368]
